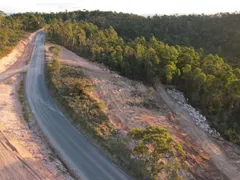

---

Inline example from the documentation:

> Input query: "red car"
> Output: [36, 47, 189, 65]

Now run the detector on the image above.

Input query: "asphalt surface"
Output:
[26, 32, 130, 180]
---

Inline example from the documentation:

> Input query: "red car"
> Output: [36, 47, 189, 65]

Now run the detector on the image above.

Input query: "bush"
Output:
[18, 80, 29, 122]
[46, 63, 148, 179]
[49, 45, 62, 58]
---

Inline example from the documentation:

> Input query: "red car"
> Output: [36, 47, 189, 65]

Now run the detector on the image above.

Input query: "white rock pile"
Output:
[167, 88, 220, 139]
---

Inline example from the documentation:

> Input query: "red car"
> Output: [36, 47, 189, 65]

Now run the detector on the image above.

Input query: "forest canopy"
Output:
[39, 10, 240, 66]
[0, 10, 23, 57]
[0, 11, 42, 58]
[1, 10, 239, 144]
[46, 18, 240, 145]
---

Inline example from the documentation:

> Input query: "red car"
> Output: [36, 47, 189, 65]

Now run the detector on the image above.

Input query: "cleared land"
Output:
[47, 43, 240, 180]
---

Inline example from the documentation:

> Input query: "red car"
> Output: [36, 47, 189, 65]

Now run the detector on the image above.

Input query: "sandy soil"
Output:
[0, 35, 72, 179]
[0, 31, 36, 74]
[50, 43, 240, 180]
[0, 65, 28, 83]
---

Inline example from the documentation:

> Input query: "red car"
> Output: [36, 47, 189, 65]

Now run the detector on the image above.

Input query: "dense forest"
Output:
[47, 19, 240, 145]
[0, 11, 23, 58]
[1, 10, 240, 144]
[39, 10, 240, 66]
[0, 11, 42, 58]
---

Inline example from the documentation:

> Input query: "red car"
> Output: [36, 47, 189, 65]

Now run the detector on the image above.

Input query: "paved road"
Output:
[26, 32, 130, 180]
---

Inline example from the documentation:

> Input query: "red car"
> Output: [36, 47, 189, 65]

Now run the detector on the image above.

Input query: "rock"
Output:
[167, 88, 222, 139]
[218, 137, 224, 141]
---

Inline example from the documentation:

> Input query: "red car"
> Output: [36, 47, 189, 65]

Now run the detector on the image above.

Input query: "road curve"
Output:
[26, 32, 130, 180]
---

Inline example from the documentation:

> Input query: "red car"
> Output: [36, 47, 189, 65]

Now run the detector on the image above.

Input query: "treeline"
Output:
[11, 12, 44, 31]
[0, 11, 42, 58]
[47, 20, 240, 145]
[40, 10, 240, 65]
[0, 11, 23, 58]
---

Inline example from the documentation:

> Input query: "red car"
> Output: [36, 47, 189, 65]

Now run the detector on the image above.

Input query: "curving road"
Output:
[26, 32, 130, 180]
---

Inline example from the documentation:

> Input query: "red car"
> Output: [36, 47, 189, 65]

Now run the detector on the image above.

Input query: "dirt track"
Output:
[155, 84, 240, 180]
[54, 44, 240, 180]
[0, 130, 45, 179]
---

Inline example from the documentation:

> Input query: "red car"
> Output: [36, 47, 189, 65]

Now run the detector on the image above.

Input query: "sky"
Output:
[1, 0, 240, 15]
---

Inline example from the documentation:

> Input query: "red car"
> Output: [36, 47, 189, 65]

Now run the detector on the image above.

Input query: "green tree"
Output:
[129, 126, 185, 180]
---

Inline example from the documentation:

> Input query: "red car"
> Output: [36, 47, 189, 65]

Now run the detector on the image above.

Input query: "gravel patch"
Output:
[167, 88, 221, 139]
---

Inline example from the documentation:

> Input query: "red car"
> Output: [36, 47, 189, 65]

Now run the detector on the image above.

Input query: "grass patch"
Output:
[49, 45, 62, 58]
[48, 153, 55, 162]
[142, 99, 159, 110]
[56, 164, 67, 174]
[18, 80, 29, 122]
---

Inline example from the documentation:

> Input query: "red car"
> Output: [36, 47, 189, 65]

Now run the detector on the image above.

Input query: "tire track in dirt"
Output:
[0, 131, 42, 180]
[155, 84, 240, 180]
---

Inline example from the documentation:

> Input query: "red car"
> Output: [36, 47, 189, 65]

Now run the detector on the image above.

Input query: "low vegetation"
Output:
[18, 80, 29, 122]
[46, 46, 186, 179]
[49, 45, 62, 57]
